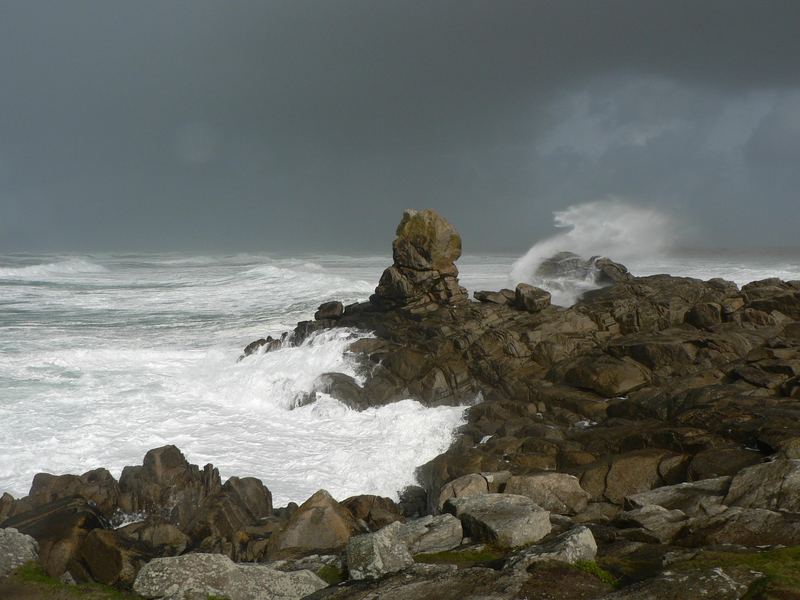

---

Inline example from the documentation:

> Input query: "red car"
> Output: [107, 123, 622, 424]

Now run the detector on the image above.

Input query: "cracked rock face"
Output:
[443, 493, 552, 548]
[133, 552, 326, 600]
[372, 209, 468, 312]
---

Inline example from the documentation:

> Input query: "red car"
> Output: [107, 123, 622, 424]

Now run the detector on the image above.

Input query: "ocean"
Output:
[1, 250, 799, 506]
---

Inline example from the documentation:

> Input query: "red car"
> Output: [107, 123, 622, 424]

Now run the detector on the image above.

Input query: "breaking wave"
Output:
[510, 199, 677, 305]
[0, 258, 108, 280]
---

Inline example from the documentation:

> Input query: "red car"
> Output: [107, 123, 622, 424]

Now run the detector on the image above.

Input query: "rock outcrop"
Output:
[5, 209, 800, 598]
[371, 208, 468, 312]
[0, 528, 38, 578]
[266, 490, 357, 559]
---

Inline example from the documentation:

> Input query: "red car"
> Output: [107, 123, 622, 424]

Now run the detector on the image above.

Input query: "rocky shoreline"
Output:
[3, 209, 800, 599]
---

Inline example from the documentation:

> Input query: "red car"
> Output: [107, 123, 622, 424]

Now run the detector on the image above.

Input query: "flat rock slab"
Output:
[443, 493, 551, 548]
[506, 526, 597, 570]
[397, 514, 463, 555]
[0, 528, 39, 578]
[133, 552, 327, 600]
[624, 476, 731, 517]
[724, 459, 800, 512]
[601, 565, 763, 599]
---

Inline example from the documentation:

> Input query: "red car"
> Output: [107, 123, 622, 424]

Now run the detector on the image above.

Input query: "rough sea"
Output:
[1, 250, 799, 505]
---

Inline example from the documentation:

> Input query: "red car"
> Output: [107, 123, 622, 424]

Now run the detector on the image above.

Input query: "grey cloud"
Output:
[0, 1, 799, 252]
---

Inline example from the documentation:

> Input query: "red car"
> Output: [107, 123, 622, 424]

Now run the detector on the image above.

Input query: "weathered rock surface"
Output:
[0, 528, 38, 578]
[1, 497, 106, 577]
[506, 525, 597, 569]
[315, 300, 344, 321]
[342, 494, 403, 531]
[515, 283, 552, 312]
[118, 445, 222, 528]
[436, 473, 489, 510]
[679, 506, 800, 546]
[133, 552, 327, 600]
[267, 489, 357, 559]
[444, 494, 551, 548]
[117, 517, 190, 557]
[345, 521, 414, 580]
[504, 473, 590, 515]
[77, 528, 150, 587]
[614, 505, 688, 543]
[723, 458, 800, 512]
[20, 468, 120, 518]
[372, 208, 468, 312]
[600, 565, 763, 599]
[624, 477, 730, 517]
[184, 475, 273, 558]
[396, 514, 463, 554]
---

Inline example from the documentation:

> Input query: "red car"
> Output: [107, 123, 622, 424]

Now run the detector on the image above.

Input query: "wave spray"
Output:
[510, 199, 677, 305]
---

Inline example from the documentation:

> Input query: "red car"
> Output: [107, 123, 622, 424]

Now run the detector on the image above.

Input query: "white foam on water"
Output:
[0, 255, 466, 505]
[0, 258, 108, 279]
[1, 249, 797, 506]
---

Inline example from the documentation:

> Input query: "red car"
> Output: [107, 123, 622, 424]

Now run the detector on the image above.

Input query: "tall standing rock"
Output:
[372, 209, 468, 312]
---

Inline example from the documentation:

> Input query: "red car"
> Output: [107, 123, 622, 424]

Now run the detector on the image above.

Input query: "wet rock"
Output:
[397, 485, 427, 519]
[312, 372, 368, 410]
[443, 494, 551, 548]
[315, 301, 344, 321]
[397, 514, 463, 554]
[594, 257, 633, 284]
[436, 473, 489, 511]
[506, 525, 597, 569]
[267, 490, 357, 559]
[241, 335, 283, 358]
[346, 521, 414, 580]
[133, 552, 327, 600]
[342, 494, 404, 531]
[504, 473, 590, 515]
[0, 528, 38, 578]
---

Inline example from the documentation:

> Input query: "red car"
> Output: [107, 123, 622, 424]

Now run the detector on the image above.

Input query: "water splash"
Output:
[510, 199, 677, 305]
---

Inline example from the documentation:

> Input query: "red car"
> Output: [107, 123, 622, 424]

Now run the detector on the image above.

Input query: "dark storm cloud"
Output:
[1, 0, 799, 252]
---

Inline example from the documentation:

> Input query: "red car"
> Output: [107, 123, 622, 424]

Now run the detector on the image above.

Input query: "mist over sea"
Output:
[1, 249, 799, 505]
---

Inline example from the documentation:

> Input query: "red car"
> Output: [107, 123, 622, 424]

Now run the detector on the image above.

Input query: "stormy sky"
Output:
[1, 1, 799, 253]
